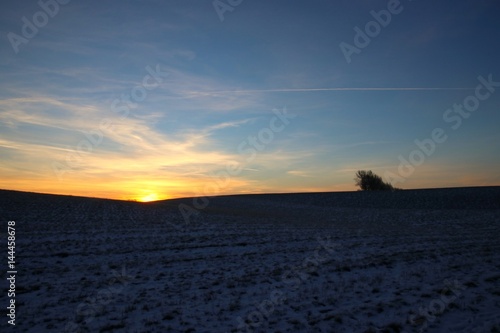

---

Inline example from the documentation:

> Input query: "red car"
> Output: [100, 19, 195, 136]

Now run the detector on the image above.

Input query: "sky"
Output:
[0, 0, 499, 201]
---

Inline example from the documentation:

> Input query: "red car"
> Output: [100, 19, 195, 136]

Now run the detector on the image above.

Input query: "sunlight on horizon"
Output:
[138, 193, 160, 202]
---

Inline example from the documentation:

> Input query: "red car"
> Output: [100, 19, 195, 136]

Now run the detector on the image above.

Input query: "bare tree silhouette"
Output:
[354, 170, 396, 191]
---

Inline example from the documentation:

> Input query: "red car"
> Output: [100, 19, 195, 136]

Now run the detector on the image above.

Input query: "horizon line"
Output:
[2, 185, 499, 202]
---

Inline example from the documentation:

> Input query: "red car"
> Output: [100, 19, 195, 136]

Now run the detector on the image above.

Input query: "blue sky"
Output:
[1, 0, 499, 200]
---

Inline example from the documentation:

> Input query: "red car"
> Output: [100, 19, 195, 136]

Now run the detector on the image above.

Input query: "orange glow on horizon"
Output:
[137, 193, 159, 202]
[4, 163, 497, 202]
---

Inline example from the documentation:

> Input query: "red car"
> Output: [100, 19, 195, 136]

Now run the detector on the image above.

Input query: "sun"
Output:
[138, 193, 159, 202]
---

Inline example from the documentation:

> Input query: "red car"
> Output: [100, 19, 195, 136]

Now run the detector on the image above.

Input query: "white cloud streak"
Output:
[189, 87, 474, 95]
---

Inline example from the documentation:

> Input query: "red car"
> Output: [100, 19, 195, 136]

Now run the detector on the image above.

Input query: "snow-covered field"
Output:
[1, 187, 500, 333]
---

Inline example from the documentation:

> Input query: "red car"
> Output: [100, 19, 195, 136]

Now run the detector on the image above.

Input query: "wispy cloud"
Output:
[287, 170, 314, 177]
[188, 87, 474, 95]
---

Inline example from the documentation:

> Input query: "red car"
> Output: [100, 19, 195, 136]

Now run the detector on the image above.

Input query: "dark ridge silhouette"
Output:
[2, 187, 500, 218]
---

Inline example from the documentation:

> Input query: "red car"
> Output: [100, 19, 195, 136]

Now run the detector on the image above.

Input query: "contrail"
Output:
[188, 87, 473, 95]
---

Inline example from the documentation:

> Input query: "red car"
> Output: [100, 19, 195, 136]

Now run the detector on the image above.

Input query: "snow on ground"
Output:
[1, 187, 499, 332]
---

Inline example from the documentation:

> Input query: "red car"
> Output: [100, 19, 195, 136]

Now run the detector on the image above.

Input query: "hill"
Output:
[0, 187, 499, 332]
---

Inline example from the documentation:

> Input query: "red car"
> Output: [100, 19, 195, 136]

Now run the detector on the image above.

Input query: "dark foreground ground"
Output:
[0, 187, 499, 332]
